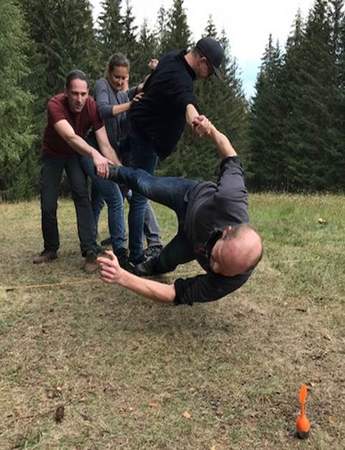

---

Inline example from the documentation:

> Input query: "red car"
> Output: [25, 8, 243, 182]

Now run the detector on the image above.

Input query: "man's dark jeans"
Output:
[115, 165, 199, 273]
[40, 154, 98, 256]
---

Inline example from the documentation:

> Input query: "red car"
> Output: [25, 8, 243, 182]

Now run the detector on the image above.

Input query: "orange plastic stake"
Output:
[296, 384, 311, 439]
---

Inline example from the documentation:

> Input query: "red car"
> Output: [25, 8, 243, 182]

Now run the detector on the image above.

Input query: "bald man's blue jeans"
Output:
[112, 165, 199, 273]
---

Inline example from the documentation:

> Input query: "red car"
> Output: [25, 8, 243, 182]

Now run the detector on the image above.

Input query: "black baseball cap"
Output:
[195, 37, 224, 78]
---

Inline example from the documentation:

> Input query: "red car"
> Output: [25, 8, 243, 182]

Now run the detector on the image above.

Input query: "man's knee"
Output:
[41, 203, 58, 219]
[41, 193, 58, 215]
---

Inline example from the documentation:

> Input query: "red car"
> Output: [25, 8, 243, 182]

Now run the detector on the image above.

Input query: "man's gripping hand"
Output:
[91, 150, 112, 178]
[97, 250, 123, 284]
[192, 115, 212, 137]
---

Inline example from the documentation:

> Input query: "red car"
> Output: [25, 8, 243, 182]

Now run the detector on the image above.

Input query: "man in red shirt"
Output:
[33, 70, 121, 272]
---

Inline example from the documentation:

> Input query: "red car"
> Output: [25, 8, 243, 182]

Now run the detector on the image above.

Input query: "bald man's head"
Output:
[210, 224, 263, 277]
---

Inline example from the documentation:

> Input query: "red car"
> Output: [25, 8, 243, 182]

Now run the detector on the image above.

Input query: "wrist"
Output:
[208, 123, 216, 137]
[117, 268, 132, 286]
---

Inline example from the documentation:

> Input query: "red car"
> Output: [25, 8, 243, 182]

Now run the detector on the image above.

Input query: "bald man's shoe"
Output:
[133, 257, 158, 277]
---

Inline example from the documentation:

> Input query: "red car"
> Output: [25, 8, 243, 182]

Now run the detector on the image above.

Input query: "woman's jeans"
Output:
[121, 188, 161, 248]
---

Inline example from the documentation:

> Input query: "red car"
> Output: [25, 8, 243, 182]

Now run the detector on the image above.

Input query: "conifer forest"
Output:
[1, 0, 344, 199]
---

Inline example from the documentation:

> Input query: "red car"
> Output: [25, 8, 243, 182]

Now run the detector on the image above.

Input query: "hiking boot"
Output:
[33, 250, 57, 264]
[144, 245, 163, 260]
[83, 253, 98, 273]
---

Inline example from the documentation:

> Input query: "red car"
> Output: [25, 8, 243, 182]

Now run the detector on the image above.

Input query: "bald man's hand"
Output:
[97, 250, 123, 284]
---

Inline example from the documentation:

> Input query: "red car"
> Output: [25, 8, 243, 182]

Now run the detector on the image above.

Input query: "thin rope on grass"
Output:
[3, 278, 103, 292]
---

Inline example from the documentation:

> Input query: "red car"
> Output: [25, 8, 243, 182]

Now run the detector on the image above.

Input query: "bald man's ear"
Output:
[222, 226, 232, 238]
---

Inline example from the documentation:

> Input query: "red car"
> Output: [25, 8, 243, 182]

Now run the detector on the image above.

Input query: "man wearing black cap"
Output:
[126, 37, 225, 267]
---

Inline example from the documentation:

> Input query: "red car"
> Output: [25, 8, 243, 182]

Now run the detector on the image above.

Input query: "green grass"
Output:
[0, 194, 345, 449]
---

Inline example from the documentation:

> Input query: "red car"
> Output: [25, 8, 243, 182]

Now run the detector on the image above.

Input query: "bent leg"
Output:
[136, 232, 195, 276]
[115, 166, 198, 216]
[155, 232, 194, 273]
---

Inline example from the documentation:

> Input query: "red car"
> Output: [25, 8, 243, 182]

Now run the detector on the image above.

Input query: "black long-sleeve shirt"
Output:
[174, 156, 252, 305]
[129, 50, 198, 159]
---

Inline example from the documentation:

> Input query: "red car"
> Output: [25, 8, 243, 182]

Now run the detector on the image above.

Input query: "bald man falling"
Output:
[97, 117, 263, 306]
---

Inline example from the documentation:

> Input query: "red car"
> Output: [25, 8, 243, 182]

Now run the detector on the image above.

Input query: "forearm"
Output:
[117, 270, 176, 304]
[95, 127, 121, 165]
[185, 103, 200, 128]
[65, 134, 96, 158]
[98, 143, 121, 165]
[98, 251, 176, 304]
[112, 102, 131, 116]
[208, 124, 237, 158]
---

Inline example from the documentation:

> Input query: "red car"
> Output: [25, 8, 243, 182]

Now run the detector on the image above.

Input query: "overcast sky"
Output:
[91, 0, 316, 98]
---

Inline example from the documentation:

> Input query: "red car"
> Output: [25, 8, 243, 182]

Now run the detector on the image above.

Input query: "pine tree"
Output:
[248, 35, 284, 189]
[0, 0, 35, 199]
[161, 0, 192, 53]
[136, 20, 159, 82]
[249, 1, 343, 191]
[121, 0, 141, 81]
[97, 0, 124, 64]
[21, 0, 98, 98]
[271, 10, 316, 191]
[155, 6, 169, 56]
[122, 0, 138, 53]
[282, 0, 339, 190]
[51, 0, 98, 86]
[337, 0, 345, 84]
[330, 0, 345, 187]
[204, 15, 218, 38]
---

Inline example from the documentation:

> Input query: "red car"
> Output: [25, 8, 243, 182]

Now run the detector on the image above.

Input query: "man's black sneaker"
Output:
[133, 257, 158, 277]
[144, 245, 163, 260]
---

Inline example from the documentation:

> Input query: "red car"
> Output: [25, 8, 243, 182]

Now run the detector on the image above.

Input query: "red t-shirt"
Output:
[42, 93, 104, 158]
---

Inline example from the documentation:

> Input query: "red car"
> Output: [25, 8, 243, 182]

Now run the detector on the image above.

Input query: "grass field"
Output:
[1, 194, 345, 449]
